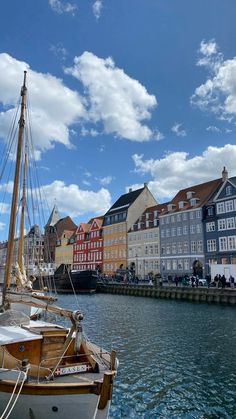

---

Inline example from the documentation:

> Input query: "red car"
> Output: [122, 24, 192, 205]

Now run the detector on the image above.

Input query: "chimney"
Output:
[129, 188, 132, 193]
[222, 166, 228, 182]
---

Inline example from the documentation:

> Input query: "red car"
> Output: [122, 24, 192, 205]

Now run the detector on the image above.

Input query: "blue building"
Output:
[203, 168, 236, 275]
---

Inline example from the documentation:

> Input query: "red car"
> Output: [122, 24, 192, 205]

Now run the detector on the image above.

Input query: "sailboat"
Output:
[0, 72, 117, 418]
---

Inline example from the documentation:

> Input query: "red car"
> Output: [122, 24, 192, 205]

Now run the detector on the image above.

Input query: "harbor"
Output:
[57, 293, 236, 419]
[96, 282, 236, 305]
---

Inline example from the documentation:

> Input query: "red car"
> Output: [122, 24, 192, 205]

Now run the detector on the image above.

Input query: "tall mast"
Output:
[17, 149, 27, 272]
[2, 71, 27, 306]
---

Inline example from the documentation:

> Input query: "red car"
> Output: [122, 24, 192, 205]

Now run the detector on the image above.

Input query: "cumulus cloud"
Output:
[49, 0, 77, 15]
[191, 40, 236, 122]
[130, 144, 236, 201]
[171, 123, 186, 137]
[0, 222, 5, 231]
[65, 51, 158, 141]
[41, 180, 112, 217]
[206, 125, 221, 133]
[0, 53, 86, 157]
[93, 0, 103, 20]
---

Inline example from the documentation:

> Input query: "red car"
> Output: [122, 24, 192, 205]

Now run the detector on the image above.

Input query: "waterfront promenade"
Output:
[97, 282, 236, 305]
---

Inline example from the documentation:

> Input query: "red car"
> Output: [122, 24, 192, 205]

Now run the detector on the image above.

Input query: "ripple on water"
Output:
[56, 294, 236, 419]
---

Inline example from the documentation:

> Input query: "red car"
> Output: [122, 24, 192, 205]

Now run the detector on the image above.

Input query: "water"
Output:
[56, 294, 236, 419]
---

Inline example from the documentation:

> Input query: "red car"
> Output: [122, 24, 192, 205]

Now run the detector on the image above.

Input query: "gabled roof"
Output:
[105, 186, 145, 216]
[76, 222, 91, 234]
[213, 176, 236, 202]
[160, 179, 222, 215]
[45, 205, 60, 227]
[89, 217, 103, 231]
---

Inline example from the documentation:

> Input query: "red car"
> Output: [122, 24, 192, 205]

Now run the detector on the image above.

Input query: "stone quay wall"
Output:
[97, 283, 236, 305]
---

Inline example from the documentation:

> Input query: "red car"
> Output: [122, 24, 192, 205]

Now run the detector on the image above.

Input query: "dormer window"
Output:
[190, 198, 199, 206]
[167, 203, 176, 212]
[178, 201, 187, 209]
[226, 186, 232, 196]
[186, 191, 195, 199]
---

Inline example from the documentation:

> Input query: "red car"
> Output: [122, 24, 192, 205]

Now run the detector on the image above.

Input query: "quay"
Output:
[97, 283, 236, 305]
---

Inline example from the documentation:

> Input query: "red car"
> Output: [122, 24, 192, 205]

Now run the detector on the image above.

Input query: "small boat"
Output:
[54, 264, 98, 293]
[0, 72, 117, 418]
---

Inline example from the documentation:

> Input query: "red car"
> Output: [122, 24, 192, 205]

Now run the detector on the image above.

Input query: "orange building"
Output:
[102, 184, 157, 275]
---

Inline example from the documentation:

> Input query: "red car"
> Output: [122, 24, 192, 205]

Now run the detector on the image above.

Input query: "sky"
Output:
[0, 0, 236, 239]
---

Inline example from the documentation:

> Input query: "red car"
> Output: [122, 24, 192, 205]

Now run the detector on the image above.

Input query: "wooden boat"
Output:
[0, 72, 117, 418]
[54, 264, 98, 293]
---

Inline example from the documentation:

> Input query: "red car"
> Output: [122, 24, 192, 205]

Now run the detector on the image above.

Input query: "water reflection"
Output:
[57, 294, 236, 418]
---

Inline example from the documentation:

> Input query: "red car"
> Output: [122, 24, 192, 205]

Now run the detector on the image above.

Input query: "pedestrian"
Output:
[230, 275, 235, 288]
[174, 275, 178, 287]
[195, 275, 199, 288]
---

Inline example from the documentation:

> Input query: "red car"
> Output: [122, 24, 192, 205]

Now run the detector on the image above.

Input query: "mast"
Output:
[17, 150, 27, 272]
[2, 71, 27, 307]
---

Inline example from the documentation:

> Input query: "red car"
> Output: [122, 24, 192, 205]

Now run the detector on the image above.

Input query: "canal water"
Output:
[56, 293, 236, 419]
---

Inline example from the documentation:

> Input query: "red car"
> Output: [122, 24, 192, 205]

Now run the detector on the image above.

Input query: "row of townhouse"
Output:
[50, 167, 236, 279]
[2, 167, 234, 280]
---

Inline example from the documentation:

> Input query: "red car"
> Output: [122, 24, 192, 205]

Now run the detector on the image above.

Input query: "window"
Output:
[190, 212, 194, 219]
[197, 241, 203, 252]
[196, 224, 202, 234]
[226, 186, 232, 196]
[166, 229, 170, 237]
[227, 218, 235, 229]
[219, 237, 227, 251]
[177, 214, 181, 222]
[228, 236, 236, 251]
[184, 259, 189, 270]
[172, 260, 177, 270]
[207, 207, 214, 216]
[171, 216, 175, 223]
[190, 225, 195, 234]
[177, 227, 182, 236]
[191, 241, 196, 252]
[182, 212, 188, 220]
[225, 200, 234, 212]
[178, 243, 182, 253]
[217, 202, 225, 214]
[183, 225, 188, 235]
[196, 210, 201, 218]
[184, 242, 188, 253]
[218, 219, 226, 231]
[206, 222, 215, 232]
[166, 245, 171, 254]
[172, 243, 177, 254]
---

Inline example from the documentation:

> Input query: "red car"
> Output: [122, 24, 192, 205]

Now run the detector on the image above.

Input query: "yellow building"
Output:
[103, 183, 157, 275]
[55, 229, 76, 268]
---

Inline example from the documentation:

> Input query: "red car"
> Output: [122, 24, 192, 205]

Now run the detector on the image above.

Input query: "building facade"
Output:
[159, 178, 222, 278]
[128, 205, 160, 279]
[203, 170, 236, 274]
[73, 218, 103, 271]
[102, 184, 157, 274]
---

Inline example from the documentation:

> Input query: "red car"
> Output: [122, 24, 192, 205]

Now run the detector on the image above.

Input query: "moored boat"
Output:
[0, 72, 118, 418]
[54, 264, 98, 293]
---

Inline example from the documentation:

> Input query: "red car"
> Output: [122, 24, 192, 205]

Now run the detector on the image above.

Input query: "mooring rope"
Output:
[0, 367, 29, 419]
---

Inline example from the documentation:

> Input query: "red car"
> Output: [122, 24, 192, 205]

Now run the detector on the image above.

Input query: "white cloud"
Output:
[93, 0, 103, 20]
[49, 0, 77, 15]
[206, 125, 221, 133]
[0, 222, 5, 231]
[131, 144, 236, 200]
[0, 53, 86, 157]
[171, 123, 186, 137]
[65, 51, 158, 141]
[0, 202, 9, 214]
[50, 43, 68, 61]
[41, 180, 112, 217]
[98, 176, 113, 186]
[191, 40, 236, 122]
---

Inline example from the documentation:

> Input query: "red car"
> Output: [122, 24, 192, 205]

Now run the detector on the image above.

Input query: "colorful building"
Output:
[102, 184, 157, 274]
[73, 217, 103, 271]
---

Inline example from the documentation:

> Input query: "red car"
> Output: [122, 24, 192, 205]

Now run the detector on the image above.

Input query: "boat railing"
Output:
[37, 349, 111, 382]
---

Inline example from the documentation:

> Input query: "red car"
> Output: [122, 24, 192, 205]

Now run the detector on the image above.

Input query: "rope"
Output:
[0, 366, 29, 419]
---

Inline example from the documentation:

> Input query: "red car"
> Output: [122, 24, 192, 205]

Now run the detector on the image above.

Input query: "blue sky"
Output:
[0, 0, 236, 239]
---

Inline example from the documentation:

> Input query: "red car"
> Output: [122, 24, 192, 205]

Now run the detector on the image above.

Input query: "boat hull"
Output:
[54, 266, 98, 293]
[0, 390, 110, 419]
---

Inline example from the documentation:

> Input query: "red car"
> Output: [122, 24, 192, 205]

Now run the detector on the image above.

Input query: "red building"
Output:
[73, 217, 103, 272]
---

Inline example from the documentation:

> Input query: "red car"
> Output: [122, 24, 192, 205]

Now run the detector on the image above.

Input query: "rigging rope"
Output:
[0, 367, 29, 419]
